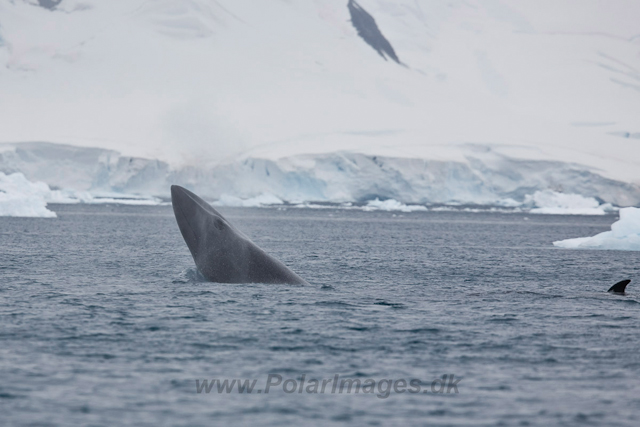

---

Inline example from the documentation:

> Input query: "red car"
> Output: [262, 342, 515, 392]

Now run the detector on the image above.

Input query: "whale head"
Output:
[171, 185, 250, 281]
[170, 185, 307, 284]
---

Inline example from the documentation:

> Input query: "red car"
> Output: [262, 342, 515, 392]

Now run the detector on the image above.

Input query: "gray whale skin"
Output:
[171, 185, 307, 284]
[608, 279, 630, 294]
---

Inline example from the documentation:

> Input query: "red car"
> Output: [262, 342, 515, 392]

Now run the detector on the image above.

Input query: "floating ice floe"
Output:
[291, 203, 338, 209]
[72, 192, 163, 205]
[213, 193, 284, 207]
[0, 172, 57, 217]
[525, 190, 615, 215]
[362, 198, 427, 212]
[554, 207, 640, 251]
[0, 170, 163, 217]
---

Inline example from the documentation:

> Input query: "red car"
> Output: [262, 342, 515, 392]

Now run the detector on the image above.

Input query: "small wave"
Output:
[172, 267, 207, 284]
[314, 301, 356, 308]
[488, 314, 519, 322]
[346, 326, 375, 331]
[0, 392, 24, 399]
[269, 345, 309, 352]
[373, 300, 406, 308]
[401, 328, 441, 334]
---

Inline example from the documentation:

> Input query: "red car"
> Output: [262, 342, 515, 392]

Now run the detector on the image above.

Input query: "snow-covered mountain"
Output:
[1, 0, 640, 208]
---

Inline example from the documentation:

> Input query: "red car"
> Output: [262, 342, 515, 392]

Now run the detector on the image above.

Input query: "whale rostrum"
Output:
[171, 185, 307, 284]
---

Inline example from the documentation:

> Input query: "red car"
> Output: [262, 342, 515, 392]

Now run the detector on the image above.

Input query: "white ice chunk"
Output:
[0, 172, 57, 217]
[79, 196, 162, 205]
[525, 190, 614, 215]
[495, 198, 522, 208]
[212, 193, 283, 207]
[363, 198, 427, 212]
[553, 207, 640, 250]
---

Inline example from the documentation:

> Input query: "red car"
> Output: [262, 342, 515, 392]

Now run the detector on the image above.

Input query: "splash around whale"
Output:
[171, 185, 307, 285]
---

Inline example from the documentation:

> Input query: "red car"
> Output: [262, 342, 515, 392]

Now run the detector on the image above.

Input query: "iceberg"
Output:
[553, 207, 640, 250]
[363, 198, 427, 212]
[0, 166, 161, 215]
[212, 193, 283, 208]
[525, 190, 615, 215]
[0, 172, 57, 217]
[78, 196, 162, 205]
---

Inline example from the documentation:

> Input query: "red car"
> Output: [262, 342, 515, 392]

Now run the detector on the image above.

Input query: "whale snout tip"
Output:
[171, 186, 193, 213]
[171, 185, 188, 202]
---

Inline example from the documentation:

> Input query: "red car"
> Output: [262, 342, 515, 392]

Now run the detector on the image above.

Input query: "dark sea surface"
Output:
[1, 204, 639, 426]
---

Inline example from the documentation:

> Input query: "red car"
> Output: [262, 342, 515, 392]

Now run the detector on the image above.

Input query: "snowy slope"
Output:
[0, 0, 639, 205]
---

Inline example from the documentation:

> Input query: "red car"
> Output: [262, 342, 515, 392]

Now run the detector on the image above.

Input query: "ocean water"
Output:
[1, 205, 639, 426]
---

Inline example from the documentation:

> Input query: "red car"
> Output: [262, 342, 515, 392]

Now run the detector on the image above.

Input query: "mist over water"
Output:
[1, 205, 639, 426]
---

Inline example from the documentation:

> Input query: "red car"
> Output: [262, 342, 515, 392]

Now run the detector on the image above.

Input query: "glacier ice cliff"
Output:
[1, 142, 639, 212]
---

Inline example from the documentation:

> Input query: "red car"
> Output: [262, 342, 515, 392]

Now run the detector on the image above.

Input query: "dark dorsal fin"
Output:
[608, 279, 631, 293]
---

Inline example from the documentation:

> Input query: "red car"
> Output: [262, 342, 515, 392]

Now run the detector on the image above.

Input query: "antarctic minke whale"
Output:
[171, 185, 307, 284]
[608, 279, 631, 295]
